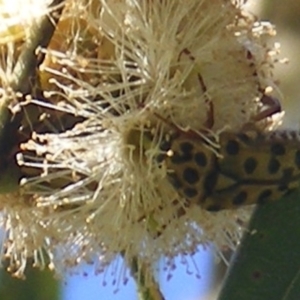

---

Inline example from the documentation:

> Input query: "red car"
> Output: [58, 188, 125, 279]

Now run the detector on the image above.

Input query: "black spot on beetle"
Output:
[194, 152, 207, 167]
[182, 167, 200, 185]
[226, 140, 240, 155]
[179, 141, 194, 153]
[243, 157, 257, 174]
[206, 204, 221, 212]
[268, 158, 280, 174]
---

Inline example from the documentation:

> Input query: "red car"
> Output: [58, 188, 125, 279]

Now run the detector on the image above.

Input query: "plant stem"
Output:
[0, 0, 66, 192]
[128, 256, 165, 300]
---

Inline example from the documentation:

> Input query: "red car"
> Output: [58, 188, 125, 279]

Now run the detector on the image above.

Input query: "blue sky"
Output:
[63, 246, 215, 300]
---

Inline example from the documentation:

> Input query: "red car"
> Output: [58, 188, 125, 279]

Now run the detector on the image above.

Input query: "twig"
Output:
[0, 0, 66, 127]
[0, 0, 66, 187]
[128, 256, 166, 300]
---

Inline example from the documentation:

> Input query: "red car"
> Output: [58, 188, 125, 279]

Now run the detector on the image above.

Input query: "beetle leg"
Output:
[245, 46, 282, 123]
[253, 94, 282, 122]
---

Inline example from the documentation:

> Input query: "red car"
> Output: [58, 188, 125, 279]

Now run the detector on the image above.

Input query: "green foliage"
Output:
[218, 188, 300, 300]
[0, 264, 60, 300]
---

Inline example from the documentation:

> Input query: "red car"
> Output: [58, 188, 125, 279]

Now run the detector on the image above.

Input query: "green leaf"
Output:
[0, 264, 61, 300]
[218, 188, 300, 300]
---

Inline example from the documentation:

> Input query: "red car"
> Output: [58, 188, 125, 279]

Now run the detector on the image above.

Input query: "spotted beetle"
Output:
[155, 69, 298, 211]
[161, 124, 300, 211]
